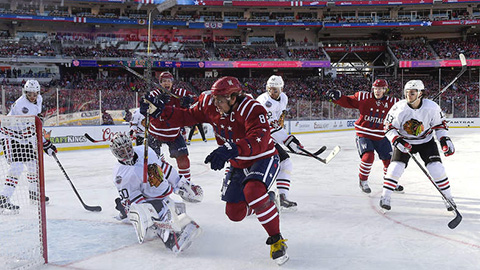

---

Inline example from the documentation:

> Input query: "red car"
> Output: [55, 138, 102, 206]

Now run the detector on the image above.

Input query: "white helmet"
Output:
[110, 133, 135, 165]
[23, 80, 41, 95]
[266, 75, 284, 89]
[404, 80, 425, 92]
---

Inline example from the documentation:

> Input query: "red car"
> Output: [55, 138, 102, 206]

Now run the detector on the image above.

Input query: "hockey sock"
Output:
[427, 162, 452, 198]
[382, 159, 391, 176]
[244, 180, 280, 236]
[176, 155, 191, 183]
[276, 179, 290, 197]
[359, 151, 374, 181]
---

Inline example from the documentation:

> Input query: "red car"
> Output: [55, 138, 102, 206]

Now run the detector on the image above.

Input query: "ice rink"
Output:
[37, 128, 480, 270]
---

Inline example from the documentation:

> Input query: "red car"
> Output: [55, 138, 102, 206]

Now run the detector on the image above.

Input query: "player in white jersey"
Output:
[129, 108, 146, 146]
[257, 75, 302, 211]
[0, 80, 57, 212]
[110, 133, 201, 253]
[380, 80, 456, 211]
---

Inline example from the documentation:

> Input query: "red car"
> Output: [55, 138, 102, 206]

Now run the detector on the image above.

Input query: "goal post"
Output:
[0, 115, 48, 269]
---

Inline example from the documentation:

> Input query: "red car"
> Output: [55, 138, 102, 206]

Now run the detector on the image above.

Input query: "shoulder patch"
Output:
[115, 175, 122, 184]
[22, 107, 29, 114]
[265, 101, 272, 108]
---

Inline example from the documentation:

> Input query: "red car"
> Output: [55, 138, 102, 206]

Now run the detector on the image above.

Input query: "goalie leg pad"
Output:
[129, 203, 160, 244]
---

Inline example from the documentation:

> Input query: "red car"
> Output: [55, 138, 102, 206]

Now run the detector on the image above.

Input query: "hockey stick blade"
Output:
[53, 153, 102, 212]
[448, 210, 462, 229]
[84, 133, 108, 143]
[313, 146, 327, 155]
[324, 145, 341, 163]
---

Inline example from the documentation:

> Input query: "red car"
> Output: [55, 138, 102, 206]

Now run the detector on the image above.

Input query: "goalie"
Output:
[110, 133, 202, 253]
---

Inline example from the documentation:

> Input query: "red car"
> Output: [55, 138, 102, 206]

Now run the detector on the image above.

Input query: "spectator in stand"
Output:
[102, 109, 114, 125]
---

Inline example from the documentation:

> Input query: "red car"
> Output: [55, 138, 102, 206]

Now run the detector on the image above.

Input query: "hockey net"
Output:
[0, 115, 47, 269]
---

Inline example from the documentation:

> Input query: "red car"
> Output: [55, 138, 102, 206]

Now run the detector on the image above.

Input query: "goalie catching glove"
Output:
[174, 177, 203, 203]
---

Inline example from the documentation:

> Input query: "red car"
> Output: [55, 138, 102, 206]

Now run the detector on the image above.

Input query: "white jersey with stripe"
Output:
[384, 99, 448, 145]
[256, 91, 289, 143]
[112, 146, 181, 205]
[129, 108, 145, 138]
[1, 94, 43, 144]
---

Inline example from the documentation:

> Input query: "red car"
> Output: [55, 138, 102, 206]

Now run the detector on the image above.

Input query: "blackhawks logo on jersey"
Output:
[147, 163, 164, 187]
[403, 118, 424, 136]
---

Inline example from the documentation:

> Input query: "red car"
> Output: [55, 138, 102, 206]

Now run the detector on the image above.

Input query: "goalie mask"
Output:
[110, 133, 135, 165]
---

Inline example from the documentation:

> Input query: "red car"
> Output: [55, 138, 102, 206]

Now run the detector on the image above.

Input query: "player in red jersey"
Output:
[326, 79, 401, 194]
[146, 71, 199, 195]
[141, 76, 289, 265]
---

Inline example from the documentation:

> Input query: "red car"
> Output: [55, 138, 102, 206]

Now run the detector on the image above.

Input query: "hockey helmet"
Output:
[266, 75, 284, 89]
[159, 71, 174, 82]
[110, 133, 135, 165]
[404, 80, 425, 92]
[23, 80, 41, 95]
[372, 79, 388, 90]
[211, 76, 243, 97]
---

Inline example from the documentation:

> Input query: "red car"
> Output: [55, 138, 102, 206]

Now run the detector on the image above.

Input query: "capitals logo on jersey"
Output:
[403, 119, 424, 136]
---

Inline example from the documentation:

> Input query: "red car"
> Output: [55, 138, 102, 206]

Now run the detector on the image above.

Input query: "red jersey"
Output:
[333, 91, 399, 140]
[154, 91, 277, 169]
[148, 87, 195, 142]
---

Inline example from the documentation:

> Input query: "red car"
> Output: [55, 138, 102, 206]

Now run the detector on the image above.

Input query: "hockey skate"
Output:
[266, 233, 289, 265]
[359, 180, 371, 194]
[279, 194, 297, 212]
[29, 191, 50, 205]
[379, 196, 391, 211]
[443, 197, 456, 212]
[163, 221, 202, 254]
[0, 195, 19, 214]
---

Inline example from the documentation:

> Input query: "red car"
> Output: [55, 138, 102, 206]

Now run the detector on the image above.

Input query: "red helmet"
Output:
[211, 76, 242, 96]
[159, 71, 174, 81]
[372, 79, 388, 88]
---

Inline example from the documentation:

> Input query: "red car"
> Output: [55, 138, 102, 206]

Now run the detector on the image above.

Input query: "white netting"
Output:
[0, 115, 46, 269]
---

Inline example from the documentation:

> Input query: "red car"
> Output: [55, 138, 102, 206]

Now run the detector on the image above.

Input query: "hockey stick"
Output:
[287, 145, 326, 157]
[52, 153, 102, 212]
[407, 152, 462, 229]
[84, 133, 108, 143]
[292, 145, 341, 164]
[431, 53, 467, 101]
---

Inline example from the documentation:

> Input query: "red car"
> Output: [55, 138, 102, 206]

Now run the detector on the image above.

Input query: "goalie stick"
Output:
[52, 153, 102, 212]
[431, 53, 467, 101]
[289, 145, 341, 164]
[408, 152, 462, 229]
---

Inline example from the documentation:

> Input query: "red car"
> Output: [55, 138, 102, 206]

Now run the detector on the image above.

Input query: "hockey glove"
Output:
[204, 142, 239, 171]
[392, 136, 412, 153]
[140, 94, 165, 118]
[440, 136, 455, 156]
[284, 135, 304, 153]
[114, 197, 128, 221]
[326, 90, 342, 101]
[180, 96, 195, 108]
[43, 140, 57, 156]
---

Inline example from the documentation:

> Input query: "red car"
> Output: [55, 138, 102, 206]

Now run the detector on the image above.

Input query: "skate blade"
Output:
[393, 190, 405, 194]
[173, 225, 203, 254]
[274, 254, 289, 266]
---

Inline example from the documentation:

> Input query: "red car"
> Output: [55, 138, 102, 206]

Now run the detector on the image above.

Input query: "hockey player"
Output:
[147, 72, 197, 187]
[110, 133, 201, 253]
[0, 80, 57, 212]
[380, 80, 456, 211]
[326, 79, 400, 194]
[257, 75, 300, 211]
[141, 76, 289, 265]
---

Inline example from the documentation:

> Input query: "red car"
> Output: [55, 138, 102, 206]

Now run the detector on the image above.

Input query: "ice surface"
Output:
[34, 128, 480, 270]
